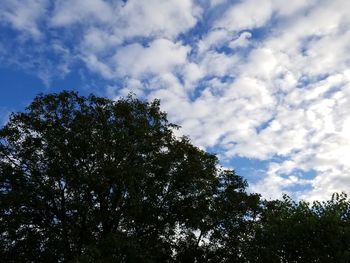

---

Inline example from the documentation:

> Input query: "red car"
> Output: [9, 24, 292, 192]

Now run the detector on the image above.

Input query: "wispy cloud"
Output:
[0, 107, 10, 126]
[0, 0, 48, 38]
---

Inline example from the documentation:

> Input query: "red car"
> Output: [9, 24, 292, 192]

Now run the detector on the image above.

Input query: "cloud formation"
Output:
[1, 0, 350, 200]
[0, 0, 48, 38]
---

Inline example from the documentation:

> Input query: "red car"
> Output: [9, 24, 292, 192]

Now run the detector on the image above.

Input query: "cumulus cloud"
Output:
[113, 39, 190, 78]
[3, 0, 350, 200]
[214, 0, 274, 32]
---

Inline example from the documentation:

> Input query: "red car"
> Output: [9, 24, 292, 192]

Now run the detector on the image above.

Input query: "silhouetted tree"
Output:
[246, 193, 350, 263]
[0, 91, 259, 262]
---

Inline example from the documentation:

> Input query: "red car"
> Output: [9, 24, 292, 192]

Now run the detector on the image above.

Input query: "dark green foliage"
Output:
[0, 91, 258, 262]
[1, 91, 350, 262]
[247, 193, 350, 263]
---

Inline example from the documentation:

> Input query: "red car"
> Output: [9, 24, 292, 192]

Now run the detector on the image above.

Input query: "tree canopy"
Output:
[0, 91, 259, 262]
[247, 193, 350, 263]
[1, 91, 350, 262]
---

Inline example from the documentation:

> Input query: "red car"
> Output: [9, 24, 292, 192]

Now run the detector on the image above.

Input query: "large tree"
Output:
[0, 91, 259, 262]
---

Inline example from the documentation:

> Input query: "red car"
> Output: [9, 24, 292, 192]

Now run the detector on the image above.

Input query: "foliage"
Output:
[0, 91, 259, 262]
[1, 91, 350, 262]
[247, 193, 350, 263]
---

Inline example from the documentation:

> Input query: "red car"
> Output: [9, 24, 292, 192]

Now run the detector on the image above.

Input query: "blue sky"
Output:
[1, 0, 350, 201]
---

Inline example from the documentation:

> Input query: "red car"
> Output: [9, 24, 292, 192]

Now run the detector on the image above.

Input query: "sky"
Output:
[1, 0, 350, 201]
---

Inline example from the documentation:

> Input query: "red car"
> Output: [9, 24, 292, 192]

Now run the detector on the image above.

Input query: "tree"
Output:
[247, 193, 350, 263]
[0, 91, 259, 262]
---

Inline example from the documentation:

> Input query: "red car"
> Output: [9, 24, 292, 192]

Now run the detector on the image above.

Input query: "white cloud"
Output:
[228, 31, 252, 49]
[113, 39, 190, 78]
[114, 0, 201, 39]
[82, 28, 123, 54]
[4, 0, 350, 201]
[197, 29, 232, 54]
[214, 0, 316, 33]
[0, 107, 10, 126]
[199, 51, 239, 77]
[273, 0, 315, 16]
[0, 0, 48, 38]
[214, 0, 273, 31]
[178, 0, 350, 201]
[81, 38, 191, 81]
[51, 0, 200, 40]
[51, 0, 115, 26]
[241, 1, 350, 200]
[82, 53, 115, 79]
